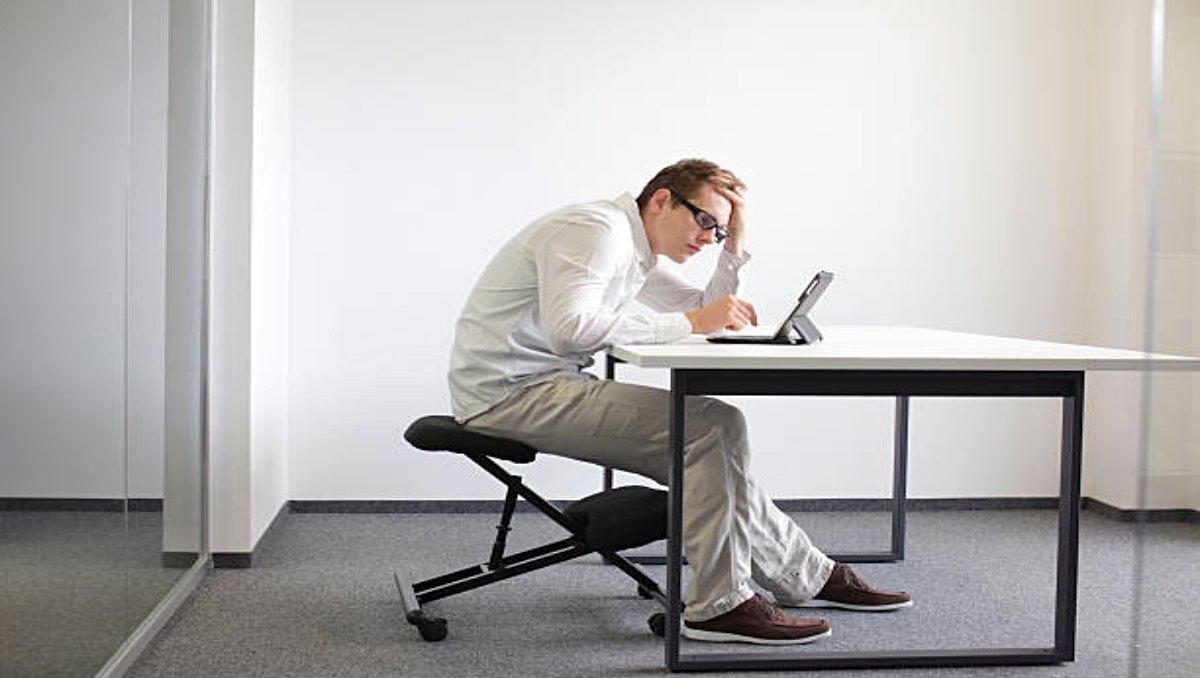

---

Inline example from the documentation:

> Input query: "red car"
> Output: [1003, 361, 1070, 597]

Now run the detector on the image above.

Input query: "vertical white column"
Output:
[164, 0, 212, 553]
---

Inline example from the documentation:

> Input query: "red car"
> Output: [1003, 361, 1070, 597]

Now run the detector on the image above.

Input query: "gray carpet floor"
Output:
[0, 510, 194, 678]
[120, 508, 1199, 678]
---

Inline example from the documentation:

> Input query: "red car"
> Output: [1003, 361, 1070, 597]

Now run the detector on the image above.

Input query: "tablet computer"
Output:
[706, 271, 834, 345]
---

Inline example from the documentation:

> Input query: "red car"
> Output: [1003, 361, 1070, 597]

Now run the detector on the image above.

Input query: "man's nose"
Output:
[698, 227, 715, 244]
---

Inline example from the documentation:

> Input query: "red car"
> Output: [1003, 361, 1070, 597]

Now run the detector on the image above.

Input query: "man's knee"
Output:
[688, 397, 749, 446]
[703, 397, 746, 430]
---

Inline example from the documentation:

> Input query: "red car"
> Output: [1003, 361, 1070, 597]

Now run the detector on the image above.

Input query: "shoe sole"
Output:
[682, 627, 832, 646]
[795, 599, 913, 612]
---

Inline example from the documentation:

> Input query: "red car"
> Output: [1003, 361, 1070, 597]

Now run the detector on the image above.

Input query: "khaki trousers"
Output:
[465, 375, 834, 622]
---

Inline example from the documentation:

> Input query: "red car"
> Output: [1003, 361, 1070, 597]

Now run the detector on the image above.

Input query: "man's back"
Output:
[448, 195, 646, 421]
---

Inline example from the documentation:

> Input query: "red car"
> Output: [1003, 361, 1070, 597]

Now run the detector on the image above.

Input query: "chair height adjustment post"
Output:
[489, 480, 521, 570]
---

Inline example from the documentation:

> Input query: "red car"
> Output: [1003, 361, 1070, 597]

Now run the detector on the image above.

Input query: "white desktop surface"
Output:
[610, 325, 1200, 372]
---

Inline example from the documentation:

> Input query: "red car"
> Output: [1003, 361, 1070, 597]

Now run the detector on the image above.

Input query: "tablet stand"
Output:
[790, 314, 823, 344]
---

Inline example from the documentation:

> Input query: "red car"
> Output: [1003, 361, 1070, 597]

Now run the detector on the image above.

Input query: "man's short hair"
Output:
[635, 158, 745, 210]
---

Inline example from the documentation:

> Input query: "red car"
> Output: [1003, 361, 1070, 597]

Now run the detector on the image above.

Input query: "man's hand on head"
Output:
[714, 184, 749, 259]
[685, 294, 758, 334]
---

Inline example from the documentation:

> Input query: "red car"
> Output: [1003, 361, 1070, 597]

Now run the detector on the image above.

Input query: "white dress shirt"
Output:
[449, 192, 748, 421]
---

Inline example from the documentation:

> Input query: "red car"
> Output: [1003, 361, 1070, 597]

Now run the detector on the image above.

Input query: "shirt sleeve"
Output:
[636, 247, 750, 312]
[532, 220, 693, 353]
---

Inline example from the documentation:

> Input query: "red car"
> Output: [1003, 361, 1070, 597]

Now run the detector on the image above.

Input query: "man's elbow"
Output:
[545, 319, 598, 356]
[545, 329, 584, 356]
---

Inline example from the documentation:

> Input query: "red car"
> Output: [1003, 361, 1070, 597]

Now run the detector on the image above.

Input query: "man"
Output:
[449, 159, 911, 645]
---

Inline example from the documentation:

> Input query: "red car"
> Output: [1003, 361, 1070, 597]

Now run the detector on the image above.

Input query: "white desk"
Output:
[609, 326, 1199, 672]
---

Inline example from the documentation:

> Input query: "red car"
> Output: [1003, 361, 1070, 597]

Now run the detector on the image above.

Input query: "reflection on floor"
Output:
[0, 508, 194, 678]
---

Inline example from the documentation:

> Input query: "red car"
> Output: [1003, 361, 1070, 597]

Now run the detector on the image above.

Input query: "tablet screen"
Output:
[768, 271, 834, 340]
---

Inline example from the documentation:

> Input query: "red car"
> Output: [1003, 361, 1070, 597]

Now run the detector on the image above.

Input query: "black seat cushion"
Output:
[565, 486, 668, 552]
[403, 415, 538, 464]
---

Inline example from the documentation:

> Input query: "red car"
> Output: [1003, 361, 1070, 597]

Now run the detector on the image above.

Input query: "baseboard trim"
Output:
[290, 496, 1062, 514]
[290, 496, 1198, 522]
[128, 498, 165, 512]
[777, 497, 1062, 512]
[0, 497, 165, 512]
[8, 496, 1195, 523]
[212, 552, 253, 569]
[290, 499, 571, 514]
[211, 500, 292, 569]
[161, 551, 202, 569]
[0, 497, 126, 511]
[1082, 497, 1199, 523]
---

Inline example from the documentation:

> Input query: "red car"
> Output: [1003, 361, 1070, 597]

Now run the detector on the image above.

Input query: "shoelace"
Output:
[841, 565, 906, 597]
[750, 595, 788, 622]
[842, 566, 873, 593]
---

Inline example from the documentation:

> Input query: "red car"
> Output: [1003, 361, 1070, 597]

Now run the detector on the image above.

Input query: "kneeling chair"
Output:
[396, 415, 670, 641]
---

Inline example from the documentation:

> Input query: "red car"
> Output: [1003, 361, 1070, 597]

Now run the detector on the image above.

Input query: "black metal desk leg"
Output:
[829, 395, 909, 565]
[603, 355, 618, 492]
[1054, 374, 1084, 661]
[666, 370, 687, 671]
[891, 395, 910, 560]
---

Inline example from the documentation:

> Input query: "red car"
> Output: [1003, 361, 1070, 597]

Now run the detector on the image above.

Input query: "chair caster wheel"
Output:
[637, 584, 654, 600]
[416, 616, 448, 642]
[648, 612, 666, 638]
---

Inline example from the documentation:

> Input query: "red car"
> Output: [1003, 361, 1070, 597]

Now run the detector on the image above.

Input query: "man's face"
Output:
[657, 184, 732, 264]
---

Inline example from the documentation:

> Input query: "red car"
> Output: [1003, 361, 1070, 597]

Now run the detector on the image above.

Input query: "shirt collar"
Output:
[616, 192, 655, 272]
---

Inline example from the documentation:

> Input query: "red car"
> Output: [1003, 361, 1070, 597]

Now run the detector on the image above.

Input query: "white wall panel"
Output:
[288, 0, 1103, 501]
[0, 0, 129, 497]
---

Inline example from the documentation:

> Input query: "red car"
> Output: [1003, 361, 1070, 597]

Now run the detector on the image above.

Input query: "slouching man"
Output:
[449, 159, 910, 645]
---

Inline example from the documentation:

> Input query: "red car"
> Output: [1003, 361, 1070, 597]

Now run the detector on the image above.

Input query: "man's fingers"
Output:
[725, 304, 754, 330]
[733, 298, 757, 326]
[705, 296, 756, 332]
[733, 309, 752, 329]
[716, 184, 746, 205]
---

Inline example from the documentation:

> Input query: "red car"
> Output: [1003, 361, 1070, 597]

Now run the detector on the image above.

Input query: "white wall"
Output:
[1, 0, 131, 498]
[1084, 0, 1200, 512]
[164, 0, 210, 551]
[1082, 0, 1155, 511]
[129, 0, 171, 499]
[208, 0, 255, 550]
[1146, 0, 1200, 510]
[250, 0, 293, 542]
[0, 0, 177, 502]
[288, 0, 1113, 502]
[207, 0, 293, 552]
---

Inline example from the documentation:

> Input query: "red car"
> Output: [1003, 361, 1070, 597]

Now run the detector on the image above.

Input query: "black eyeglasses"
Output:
[669, 189, 728, 243]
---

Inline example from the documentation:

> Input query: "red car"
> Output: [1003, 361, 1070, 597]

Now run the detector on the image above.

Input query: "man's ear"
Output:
[651, 187, 673, 213]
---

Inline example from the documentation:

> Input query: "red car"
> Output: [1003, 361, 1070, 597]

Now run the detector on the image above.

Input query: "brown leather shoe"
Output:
[794, 562, 912, 611]
[683, 594, 831, 645]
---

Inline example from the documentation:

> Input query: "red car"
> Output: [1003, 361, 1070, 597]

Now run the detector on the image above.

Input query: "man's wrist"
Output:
[671, 312, 697, 340]
[722, 240, 751, 264]
[683, 309, 699, 333]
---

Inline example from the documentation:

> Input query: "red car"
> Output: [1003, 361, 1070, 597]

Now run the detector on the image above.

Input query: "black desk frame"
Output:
[609, 356, 1085, 672]
[604, 356, 909, 564]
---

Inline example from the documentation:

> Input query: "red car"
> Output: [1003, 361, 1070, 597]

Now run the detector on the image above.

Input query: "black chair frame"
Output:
[396, 419, 669, 642]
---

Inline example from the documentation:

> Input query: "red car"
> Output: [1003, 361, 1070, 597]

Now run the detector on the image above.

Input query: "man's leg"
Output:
[742, 470, 911, 612]
[467, 377, 760, 621]
[744, 474, 836, 602]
